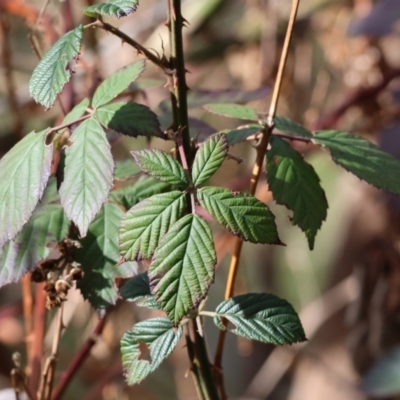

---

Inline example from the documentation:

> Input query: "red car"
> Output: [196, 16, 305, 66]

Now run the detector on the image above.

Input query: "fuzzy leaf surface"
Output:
[274, 116, 313, 138]
[203, 104, 259, 121]
[266, 136, 327, 249]
[0, 130, 53, 247]
[131, 150, 188, 188]
[149, 214, 216, 324]
[84, 0, 138, 18]
[314, 130, 400, 194]
[29, 26, 83, 109]
[95, 102, 164, 139]
[121, 318, 182, 385]
[219, 124, 262, 145]
[92, 60, 145, 108]
[197, 187, 281, 244]
[214, 293, 306, 345]
[76, 203, 137, 314]
[59, 118, 114, 237]
[62, 98, 90, 125]
[192, 134, 228, 186]
[119, 191, 186, 261]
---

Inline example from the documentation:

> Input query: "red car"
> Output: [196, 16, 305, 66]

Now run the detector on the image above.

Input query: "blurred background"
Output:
[1, 0, 400, 399]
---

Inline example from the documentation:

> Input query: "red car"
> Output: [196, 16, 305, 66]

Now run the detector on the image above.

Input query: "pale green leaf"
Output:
[114, 159, 141, 180]
[220, 124, 262, 145]
[76, 203, 138, 314]
[95, 102, 164, 139]
[131, 150, 188, 188]
[121, 318, 182, 385]
[314, 130, 400, 194]
[214, 293, 306, 345]
[274, 116, 313, 138]
[84, 0, 138, 18]
[29, 26, 83, 109]
[59, 118, 114, 237]
[119, 191, 186, 260]
[203, 104, 259, 121]
[266, 136, 327, 250]
[92, 60, 146, 108]
[62, 98, 90, 125]
[149, 214, 216, 324]
[0, 130, 53, 247]
[192, 134, 228, 186]
[197, 187, 281, 244]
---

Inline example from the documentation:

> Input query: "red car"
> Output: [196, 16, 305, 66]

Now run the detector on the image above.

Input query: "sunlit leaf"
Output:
[84, 0, 139, 18]
[203, 104, 259, 121]
[219, 124, 262, 145]
[62, 98, 90, 125]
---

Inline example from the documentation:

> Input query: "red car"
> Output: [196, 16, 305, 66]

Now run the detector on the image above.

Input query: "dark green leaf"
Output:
[314, 130, 400, 194]
[59, 118, 114, 237]
[214, 293, 306, 345]
[149, 214, 216, 324]
[131, 149, 188, 188]
[119, 191, 187, 260]
[76, 203, 138, 314]
[62, 98, 90, 125]
[203, 104, 259, 121]
[220, 124, 262, 145]
[197, 187, 281, 244]
[92, 60, 146, 108]
[121, 318, 182, 385]
[95, 102, 165, 139]
[29, 26, 83, 109]
[192, 134, 228, 186]
[84, 0, 138, 18]
[0, 130, 53, 247]
[274, 116, 313, 138]
[266, 136, 327, 250]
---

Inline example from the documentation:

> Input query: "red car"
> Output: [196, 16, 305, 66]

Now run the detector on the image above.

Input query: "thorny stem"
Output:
[213, 1, 301, 398]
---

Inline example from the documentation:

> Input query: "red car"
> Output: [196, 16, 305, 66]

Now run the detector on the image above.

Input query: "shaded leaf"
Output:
[221, 124, 262, 145]
[114, 159, 141, 180]
[214, 293, 306, 345]
[149, 214, 216, 324]
[84, 0, 139, 18]
[119, 191, 187, 261]
[314, 130, 400, 194]
[192, 134, 228, 186]
[121, 318, 182, 385]
[29, 26, 83, 109]
[203, 104, 259, 121]
[95, 102, 164, 139]
[197, 187, 281, 244]
[0, 130, 53, 247]
[76, 203, 138, 314]
[274, 116, 312, 138]
[60, 118, 114, 237]
[266, 136, 327, 249]
[129, 79, 165, 91]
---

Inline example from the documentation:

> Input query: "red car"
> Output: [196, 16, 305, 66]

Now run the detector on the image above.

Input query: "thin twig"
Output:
[47, 114, 91, 135]
[213, 1, 301, 398]
[22, 274, 34, 370]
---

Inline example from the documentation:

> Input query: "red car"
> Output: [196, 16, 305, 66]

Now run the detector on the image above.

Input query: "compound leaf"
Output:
[121, 318, 182, 385]
[0, 130, 53, 247]
[29, 25, 83, 109]
[84, 0, 139, 18]
[192, 134, 228, 186]
[62, 98, 90, 125]
[149, 214, 216, 324]
[314, 130, 400, 194]
[203, 104, 259, 121]
[119, 191, 187, 261]
[274, 116, 313, 138]
[214, 293, 306, 345]
[197, 187, 281, 244]
[266, 136, 327, 250]
[59, 118, 114, 237]
[76, 203, 138, 314]
[92, 60, 146, 108]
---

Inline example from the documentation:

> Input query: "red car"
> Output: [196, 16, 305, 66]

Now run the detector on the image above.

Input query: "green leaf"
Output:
[29, 26, 83, 109]
[192, 134, 228, 186]
[121, 318, 182, 385]
[84, 0, 138, 18]
[149, 214, 216, 324]
[92, 60, 146, 108]
[110, 176, 174, 210]
[314, 130, 400, 194]
[0, 204, 68, 287]
[131, 150, 188, 188]
[119, 191, 186, 261]
[213, 293, 306, 345]
[274, 116, 313, 138]
[220, 124, 262, 145]
[120, 272, 161, 310]
[197, 187, 281, 244]
[95, 102, 165, 139]
[0, 130, 53, 247]
[114, 159, 141, 180]
[76, 203, 138, 314]
[62, 98, 90, 125]
[203, 104, 259, 121]
[59, 118, 114, 237]
[266, 136, 327, 250]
